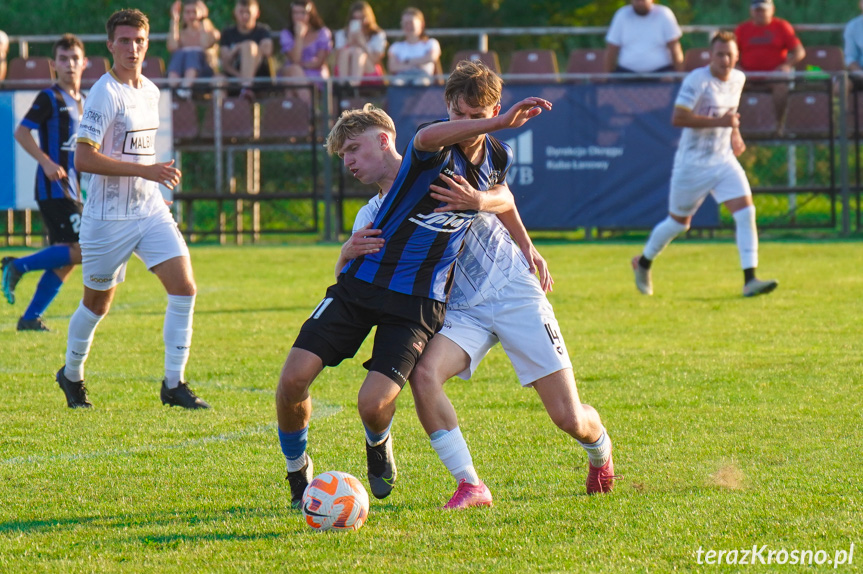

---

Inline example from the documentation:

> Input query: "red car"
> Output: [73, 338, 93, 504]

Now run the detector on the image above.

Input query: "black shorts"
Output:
[293, 274, 446, 387]
[38, 198, 83, 244]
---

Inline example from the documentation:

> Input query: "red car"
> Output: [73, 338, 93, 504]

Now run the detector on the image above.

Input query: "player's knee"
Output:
[356, 396, 389, 425]
[277, 368, 311, 403]
[408, 362, 441, 399]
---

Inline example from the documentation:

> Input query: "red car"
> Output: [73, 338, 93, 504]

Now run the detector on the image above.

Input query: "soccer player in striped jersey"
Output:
[277, 69, 551, 508]
[339, 62, 616, 508]
[54, 9, 209, 410]
[3, 35, 87, 331]
[632, 31, 778, 297]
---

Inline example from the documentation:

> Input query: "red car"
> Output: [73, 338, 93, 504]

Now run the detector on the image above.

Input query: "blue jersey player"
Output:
[277, 77, 551, 508]
[3, 34, 87, 331]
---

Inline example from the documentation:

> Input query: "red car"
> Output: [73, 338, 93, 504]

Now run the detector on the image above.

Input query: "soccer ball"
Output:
[301, 471, 370, 531]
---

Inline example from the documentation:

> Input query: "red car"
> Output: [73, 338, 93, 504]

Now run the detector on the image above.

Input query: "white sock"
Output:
[643, 216, 689, 261]
[164, 294, 195, 389]
[286, 451, 308, 473]
[64, 301, 104, 382]
[430, 427, 480, 485]
[733, 206, 759, 271]
[579, 428, 612, 468]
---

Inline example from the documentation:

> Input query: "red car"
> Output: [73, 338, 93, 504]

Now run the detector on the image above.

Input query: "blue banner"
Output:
[0, 92, 16, 210]
[386, 82, 719, 229]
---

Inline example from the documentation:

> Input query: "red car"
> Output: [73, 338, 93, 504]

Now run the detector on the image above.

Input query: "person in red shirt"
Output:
[735, 0, 805, 120]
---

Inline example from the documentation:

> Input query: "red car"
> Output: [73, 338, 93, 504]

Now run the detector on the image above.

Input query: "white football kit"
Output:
[77, 71, 188, 290]
[353, 195, 571, 386]
[670, 66, 751, 217]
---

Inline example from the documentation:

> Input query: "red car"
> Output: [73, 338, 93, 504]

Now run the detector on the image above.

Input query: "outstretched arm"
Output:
[414, 97, 552, 152]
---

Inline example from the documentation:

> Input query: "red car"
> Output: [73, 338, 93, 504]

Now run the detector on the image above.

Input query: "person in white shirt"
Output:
[56, 9, 210, 410]
[632, 31, 778, 298]
[387, 7, 441, 86]
[605, 0, 684, 74]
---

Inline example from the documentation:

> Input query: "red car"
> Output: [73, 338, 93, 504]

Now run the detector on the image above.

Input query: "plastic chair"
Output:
[683, 47, 711, 72]
[507, 49, 559, 83]
[81, 57, 109, 88]
[259, 96, 312, 141]
[199, 97, 255, 140]
[796, 45, 844, 73]
[142, 56, 166, 79]
[565, 48, 605, 75]
[450, 50, 501, 74]
[783, 92, 831, 139]
[738, 93, 778, 139]
[172, 99, 199, 141]
[6, 57, 54, 89]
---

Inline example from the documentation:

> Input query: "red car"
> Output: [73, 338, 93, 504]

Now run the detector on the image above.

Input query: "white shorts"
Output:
[438, 271, 572, 386]
[669, 160, 751, 217]
[80, 209, 189, 291]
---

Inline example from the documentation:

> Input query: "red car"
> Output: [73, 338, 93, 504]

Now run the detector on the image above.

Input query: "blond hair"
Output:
[445, 60, 502, 109]
[326, 103, 395, 156]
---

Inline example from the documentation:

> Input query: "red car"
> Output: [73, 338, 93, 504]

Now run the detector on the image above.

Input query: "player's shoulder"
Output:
[730, 68, 746, 83]
[683, 65, 711, 84]
[652, 4, 677, 18]
[140, 75, 159, 93]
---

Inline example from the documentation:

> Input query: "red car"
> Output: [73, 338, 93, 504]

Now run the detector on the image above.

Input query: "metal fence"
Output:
[2, 24, 861, 245]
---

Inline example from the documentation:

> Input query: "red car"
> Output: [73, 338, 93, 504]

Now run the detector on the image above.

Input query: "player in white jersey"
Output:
[338, 90, 616, 508]
[55, 9, 210, 410]
[632, 31, 778, 298]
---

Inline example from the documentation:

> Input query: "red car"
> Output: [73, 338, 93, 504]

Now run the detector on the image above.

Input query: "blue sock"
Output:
[15, 245, 72, 273]
[22, 270, 64, 320]
[364, 419, 393, 446]
[279, 426, 308, 469]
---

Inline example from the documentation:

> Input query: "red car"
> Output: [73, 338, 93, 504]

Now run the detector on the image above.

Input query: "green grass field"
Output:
[0, 241, 860, 573]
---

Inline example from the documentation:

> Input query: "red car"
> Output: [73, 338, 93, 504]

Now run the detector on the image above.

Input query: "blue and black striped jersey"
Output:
[20, 85, 83, 202]
[343, 119, 514, 302]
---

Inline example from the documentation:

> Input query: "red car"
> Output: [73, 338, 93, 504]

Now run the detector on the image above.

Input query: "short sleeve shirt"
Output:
[735, 18, 801, 72]
[673, 66, 746, 166]
[77, 71, 166, 220]
[606, 4, 682, 73]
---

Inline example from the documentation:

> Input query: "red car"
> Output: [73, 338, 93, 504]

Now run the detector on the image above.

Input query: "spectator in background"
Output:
[278, 1, 332, 81]
[0, 30, 9, 81]
[387, 7, 441, 86]
[167, 0, 220, 99]
[844, 0, 863, 86]
[334, 1, 387, 86]
[735, 0, 805, 120]
[605, 0, 684, 75]
[220, 0, 274, 100]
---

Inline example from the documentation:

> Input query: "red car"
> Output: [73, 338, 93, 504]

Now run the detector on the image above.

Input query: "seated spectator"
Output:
[387, 7, 441, 86]
[605, 0, 684, 75]
[334, 1, 387, 86]
[844, 0, 863, 87]
[278, 1, 332, 81]
[167, 0, 220, 99]
[735, 0, 805, 119]
[220, 0, 274, 100]
[0, 30, 8, 82]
